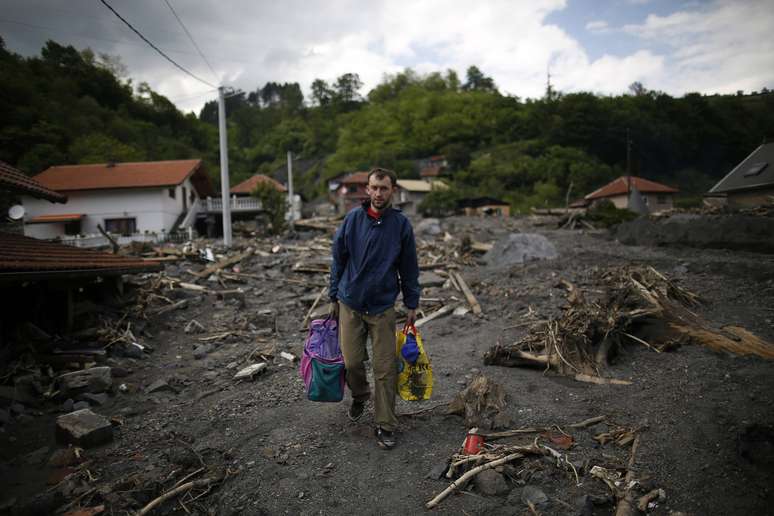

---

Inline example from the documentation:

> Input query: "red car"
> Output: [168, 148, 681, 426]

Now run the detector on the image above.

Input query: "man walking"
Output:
[329, 167, 420, 449]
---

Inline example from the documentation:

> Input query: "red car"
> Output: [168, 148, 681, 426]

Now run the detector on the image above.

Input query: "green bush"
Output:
[585, 199, 639, 227]
[418, 188, 462, 217]
[252, 182, 287, 234]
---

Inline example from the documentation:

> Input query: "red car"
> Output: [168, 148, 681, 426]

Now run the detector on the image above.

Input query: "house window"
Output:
[64, 220, 81, 236]
[743, 162, 767, 177]
[104, 218, 136, 236]
[657, 195, 668, 204]
[168, 188, 176, 199]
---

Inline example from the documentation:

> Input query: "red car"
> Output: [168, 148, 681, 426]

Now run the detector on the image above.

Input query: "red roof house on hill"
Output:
[23, 160, 213, 240]
[582, 176, 678, 213]
[334, 171, 370, 214]
[231, 174, 287, 196]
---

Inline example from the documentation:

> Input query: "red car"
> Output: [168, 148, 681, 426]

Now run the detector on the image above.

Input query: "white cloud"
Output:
[622, 0, 774, 94]
[585, 20, 609, 32]
[2, 0, 771, 114]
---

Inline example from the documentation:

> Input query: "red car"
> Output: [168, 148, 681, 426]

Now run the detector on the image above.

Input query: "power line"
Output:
[98, 0, 217, 88]
[162, 0, 219, 83]
[0, 17, 251, 64]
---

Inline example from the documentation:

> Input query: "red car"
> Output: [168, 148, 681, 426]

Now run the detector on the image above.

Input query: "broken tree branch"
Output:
[426, 452, 526, 509]
[614, 433, 641, 516]
[135, 475, 221, 516]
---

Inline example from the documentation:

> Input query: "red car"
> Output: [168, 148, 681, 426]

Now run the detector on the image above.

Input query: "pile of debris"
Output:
[485, 266, 774, 383]
[430, 375, 670, 515]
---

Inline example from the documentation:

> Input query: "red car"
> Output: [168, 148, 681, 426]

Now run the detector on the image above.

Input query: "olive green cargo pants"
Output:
[338, 301, 398, 432]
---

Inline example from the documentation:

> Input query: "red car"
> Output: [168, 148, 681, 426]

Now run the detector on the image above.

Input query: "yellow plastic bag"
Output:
[395, 325, 433, 401]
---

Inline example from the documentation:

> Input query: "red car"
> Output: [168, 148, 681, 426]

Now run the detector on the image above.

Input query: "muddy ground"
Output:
[2, 215, 774, 516]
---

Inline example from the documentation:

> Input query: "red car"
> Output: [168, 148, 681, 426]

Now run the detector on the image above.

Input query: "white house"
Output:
[395, 179, 448, 216]
[22, 159, 213, 240]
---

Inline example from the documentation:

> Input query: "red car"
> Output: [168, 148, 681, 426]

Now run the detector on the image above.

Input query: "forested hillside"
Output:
[2, 38, 772, 211]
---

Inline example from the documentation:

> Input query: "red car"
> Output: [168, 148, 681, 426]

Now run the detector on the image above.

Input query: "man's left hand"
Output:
[405, 309, 417, 328]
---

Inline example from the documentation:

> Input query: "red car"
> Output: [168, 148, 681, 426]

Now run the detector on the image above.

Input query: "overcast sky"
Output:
[1, 0, 772, 114]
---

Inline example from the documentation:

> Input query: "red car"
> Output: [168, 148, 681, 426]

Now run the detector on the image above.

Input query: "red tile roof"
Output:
[33, 160, 212, 194]
[29, 213, 84, 224]
[0, 161, 67, 203]
[340, 171, 369, 184]
[231, 174, 287, 195]
[0, 232, 162, 279]
[585, 176, 679, 200]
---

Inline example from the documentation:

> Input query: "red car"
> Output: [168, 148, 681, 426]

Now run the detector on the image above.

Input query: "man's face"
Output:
[366, 174, 396, 210]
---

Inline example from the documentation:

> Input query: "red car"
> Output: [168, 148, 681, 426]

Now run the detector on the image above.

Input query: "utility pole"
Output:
[626, 128, 632, 194]
[218, 86, 232, 247]
[286, 151, 295, 228]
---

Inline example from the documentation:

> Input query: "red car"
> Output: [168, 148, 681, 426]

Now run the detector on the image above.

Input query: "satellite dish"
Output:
[8, 205, 25, 220]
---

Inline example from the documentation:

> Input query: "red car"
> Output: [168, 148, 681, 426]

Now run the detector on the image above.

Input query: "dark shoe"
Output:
[348, 400, 365, 422]
[375, 427, 396, 450]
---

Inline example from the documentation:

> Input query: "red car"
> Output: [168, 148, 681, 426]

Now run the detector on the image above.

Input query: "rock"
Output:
[522, 485, 548, 506]
[419, 272, 445, 288]
[15, 374, 43, 398]
[426, 461, 449, 480]
[415, 218, 442, 236]
[58, 367, 112, 396]
[234, 363, 267, 380]
[61, 399, 74, 413]
[110, 366, 132, 378]
[0, 407, 10, 424]
[24, 446, 50, 465]
[73, 401, 90, 411]
[10, 402, 25, 415]
[145, 379, 177, 394]
[121, 342, 145, 359]
[506, 488, 522, 506]
[252, 309, 276, 330]
[574, 494, 593, 516]
[79, 393, 109, 406]
[48, 447, 82, 467]
[16, 414, 34, 424]
[453, 306, 470, 317]
[486, 233, 558, 266]
[56, 409, 113, 447]
[193, 344, 213, 359]
[0, 385, 38, 406]
[473, 469, 510, 496]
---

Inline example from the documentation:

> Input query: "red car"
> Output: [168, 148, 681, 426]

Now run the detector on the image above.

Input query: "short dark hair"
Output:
[367, 167, 397, 187]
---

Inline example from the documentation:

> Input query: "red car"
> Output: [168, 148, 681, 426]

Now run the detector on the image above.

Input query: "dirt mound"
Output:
[615, 214, 774, 253]
[486, 233, 558, 266]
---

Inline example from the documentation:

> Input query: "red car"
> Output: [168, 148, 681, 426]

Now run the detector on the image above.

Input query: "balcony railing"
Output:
[205, 196, 263, 212]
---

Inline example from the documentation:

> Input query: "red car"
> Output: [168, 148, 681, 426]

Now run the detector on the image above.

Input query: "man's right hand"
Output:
[329, 301, 339, 319]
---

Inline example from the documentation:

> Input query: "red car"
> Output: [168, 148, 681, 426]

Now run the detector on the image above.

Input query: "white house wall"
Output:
[25, 222, 65, 239]
[22, 184, 192, 236]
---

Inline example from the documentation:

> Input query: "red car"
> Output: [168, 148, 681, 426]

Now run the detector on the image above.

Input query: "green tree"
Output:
[252, 181, 287, 235]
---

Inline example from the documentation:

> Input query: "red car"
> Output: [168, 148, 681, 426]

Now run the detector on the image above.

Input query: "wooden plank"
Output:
[192, 250, 252, 279]
[303, 286, 328, 329]
[415, 305, 454, 328]
[450, 271, 482, 315]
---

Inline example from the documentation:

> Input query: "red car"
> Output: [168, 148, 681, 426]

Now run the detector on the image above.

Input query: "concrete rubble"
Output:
[56, 409, 113, 447]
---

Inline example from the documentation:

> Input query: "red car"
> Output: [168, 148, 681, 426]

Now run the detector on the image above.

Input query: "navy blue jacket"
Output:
[329, 202, 420, 315]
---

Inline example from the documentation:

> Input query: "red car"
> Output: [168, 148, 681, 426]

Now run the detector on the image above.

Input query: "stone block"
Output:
[56, 409, 113, 447]
[58, 367, 112, 396]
